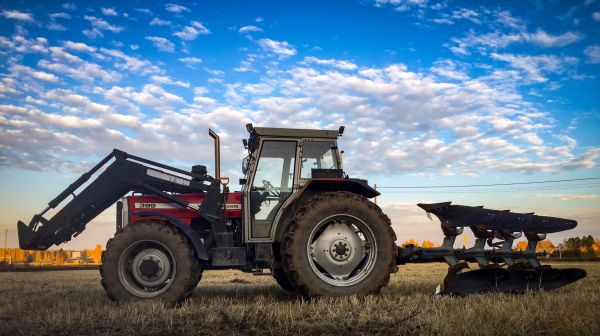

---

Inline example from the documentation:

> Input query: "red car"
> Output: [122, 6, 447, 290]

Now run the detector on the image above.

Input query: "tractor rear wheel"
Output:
[272, 267, 295, 292]
[100, 220, 202, 303]
[281, 192, 397, 297]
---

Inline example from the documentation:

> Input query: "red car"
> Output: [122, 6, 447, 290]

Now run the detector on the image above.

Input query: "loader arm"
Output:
[18, 149, 221, 250]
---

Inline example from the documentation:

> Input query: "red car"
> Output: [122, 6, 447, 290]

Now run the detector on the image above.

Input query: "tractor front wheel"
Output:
[100, 221, 202, 303]
[281, 192, 397, 297]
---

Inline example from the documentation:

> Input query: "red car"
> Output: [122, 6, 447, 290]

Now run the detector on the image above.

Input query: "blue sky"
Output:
[0, 0, 599, 249]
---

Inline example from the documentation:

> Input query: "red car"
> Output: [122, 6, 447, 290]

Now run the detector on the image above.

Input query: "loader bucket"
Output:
[17, 220, 38, 250]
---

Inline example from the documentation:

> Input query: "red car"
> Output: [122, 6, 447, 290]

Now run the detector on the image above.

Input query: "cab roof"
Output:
[252, 126, 341, 139]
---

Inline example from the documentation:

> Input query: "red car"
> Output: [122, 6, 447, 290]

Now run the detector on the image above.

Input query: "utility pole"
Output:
[374, 184, 377, 205]
[3, 228, 7, 262]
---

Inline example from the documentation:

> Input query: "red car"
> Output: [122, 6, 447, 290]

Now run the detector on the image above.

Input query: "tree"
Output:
[402, 239, 420, 247]
[537, 240, 555, 253]
[515, 241, 528, 251]
[422, 240, 436, 248]
[80, 250, 88, 263]
[90, 244, 102, 263]
[24, 252, 34, 265]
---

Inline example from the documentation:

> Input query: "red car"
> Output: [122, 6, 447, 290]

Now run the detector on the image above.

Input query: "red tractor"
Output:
[18, 124, 585, 302]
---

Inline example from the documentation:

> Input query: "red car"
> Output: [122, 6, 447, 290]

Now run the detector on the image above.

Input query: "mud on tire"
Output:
[100, 220, 202, 303]
[281, 192, 397, 297]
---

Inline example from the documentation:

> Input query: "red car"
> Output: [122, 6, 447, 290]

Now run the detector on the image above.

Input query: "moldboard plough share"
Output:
[17, 125, 586, 302]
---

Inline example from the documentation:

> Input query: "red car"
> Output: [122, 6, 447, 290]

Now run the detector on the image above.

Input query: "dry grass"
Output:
[0, 262, 598, 336]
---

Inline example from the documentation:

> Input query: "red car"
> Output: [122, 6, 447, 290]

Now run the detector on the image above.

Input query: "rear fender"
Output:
[302, 178, 379, 198]
[272, 178, 379, 241]
[133, 211, 209, 260]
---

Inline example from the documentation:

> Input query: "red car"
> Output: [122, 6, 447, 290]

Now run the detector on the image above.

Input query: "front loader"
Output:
[17, 124, 586, 302]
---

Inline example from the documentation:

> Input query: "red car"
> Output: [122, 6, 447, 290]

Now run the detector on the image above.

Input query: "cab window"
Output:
[300, 141, 337, 179]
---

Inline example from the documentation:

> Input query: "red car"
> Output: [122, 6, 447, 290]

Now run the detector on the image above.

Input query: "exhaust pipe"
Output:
[208, 129, 220, 181]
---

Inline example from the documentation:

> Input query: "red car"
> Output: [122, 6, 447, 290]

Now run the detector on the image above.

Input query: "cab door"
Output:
[245, 140, 297, 239]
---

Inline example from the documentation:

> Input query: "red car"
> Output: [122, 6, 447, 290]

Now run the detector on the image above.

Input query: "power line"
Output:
[383, 184, 600, 194]
[376, 177, 600, 189]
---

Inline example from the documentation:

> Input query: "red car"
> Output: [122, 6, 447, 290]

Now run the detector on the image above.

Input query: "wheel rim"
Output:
[307, 214, 378, 287]
[117, 240, 177, 297]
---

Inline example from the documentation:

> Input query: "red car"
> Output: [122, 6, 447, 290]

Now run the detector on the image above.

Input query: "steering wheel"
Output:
[262, 180, 281, 198]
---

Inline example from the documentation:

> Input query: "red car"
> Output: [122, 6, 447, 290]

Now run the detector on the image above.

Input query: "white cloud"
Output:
[47, 23, 66, 31]
[255, 17, 264, 22]
[496, 10, 526, 31]
[99, 48, 163, 75]
[449, 28, 582, 55]
[430, 60, 469, 80]
[451, 8, 480, 24]
[10, 64, 59, 82]
[1, 9, 34, 22]
[242, 83, 273, 95]
[145, 36, 175, 52]
[239, 25, 263, 33]
[584, 45, 600, 63]
[39, 46, 122, 84]
[593, 12, 600, 22]
[45, 89, 114, 114]
[84, 16, 124, 32]
[173, 21, 210, 40]
[513, 133, 543, 145]
[303, 56, 357, 70]
[63, 41, 96, 53]
[258, 38, 296, 58]
[490, 53, 578, 83]
[151, 75, 190, 88]
[432, 18, 453, 24]
[38, 59, 120, 83]
[165, 3, 190, 13]
[62, 3, 77, 11]
[135, 8, 153, 15]
[49, 12, 71, 20]
[150, 17, 171, 26]
[527, 29, 582, 47]
[530, 193, 598, 201]
[132, 84, 185, 107]
[178, 56, 203, 68]
[101, 8, 118, 16]
[83, 16, 124, 38]
[0, 35, 49, 54]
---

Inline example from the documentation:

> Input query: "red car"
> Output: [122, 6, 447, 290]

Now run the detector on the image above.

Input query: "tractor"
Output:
[18, 124, 586, 302]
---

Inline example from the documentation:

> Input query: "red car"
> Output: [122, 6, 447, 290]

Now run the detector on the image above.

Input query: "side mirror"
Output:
[239, 178, 247, 185]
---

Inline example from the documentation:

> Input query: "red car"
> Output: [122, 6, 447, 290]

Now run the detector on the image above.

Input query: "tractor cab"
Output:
[240, 124, 345, 241]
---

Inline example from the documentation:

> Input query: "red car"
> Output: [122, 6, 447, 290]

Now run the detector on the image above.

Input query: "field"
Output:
[0, 262, 598, 336]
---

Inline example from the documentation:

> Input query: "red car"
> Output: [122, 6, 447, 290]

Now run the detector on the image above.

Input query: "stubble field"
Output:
[0, 262, 598, 336]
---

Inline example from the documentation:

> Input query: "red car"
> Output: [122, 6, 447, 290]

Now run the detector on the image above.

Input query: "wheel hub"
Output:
[131, 248, 171, 287]
[330, 240, 351, 261]
[139, 259, 160, 277]
[310, 220, 366, 280]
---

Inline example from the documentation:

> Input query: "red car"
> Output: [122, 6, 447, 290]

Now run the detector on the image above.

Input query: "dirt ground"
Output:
[0, 262, 598, 335]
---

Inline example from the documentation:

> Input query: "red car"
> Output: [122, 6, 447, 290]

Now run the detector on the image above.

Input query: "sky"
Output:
[0, 0, 599, 250]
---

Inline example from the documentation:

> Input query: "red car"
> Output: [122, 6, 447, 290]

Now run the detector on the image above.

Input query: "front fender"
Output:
[133, 211, 209, 260]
